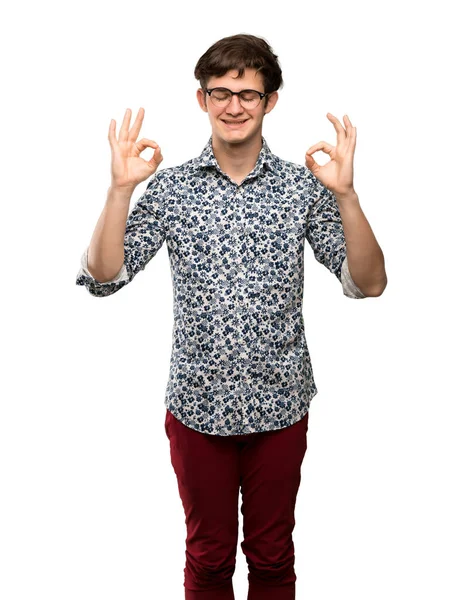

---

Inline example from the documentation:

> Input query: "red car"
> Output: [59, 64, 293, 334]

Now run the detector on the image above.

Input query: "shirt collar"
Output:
[195, 135, 279, 177]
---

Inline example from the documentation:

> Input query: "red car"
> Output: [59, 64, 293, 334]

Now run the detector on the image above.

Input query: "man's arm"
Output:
[305, 173, 366, 299]
[304, 112, 387, 297]
[334, 191, 387, 297]
[86, 184, 135, 283]
[76, 173, 168, 297]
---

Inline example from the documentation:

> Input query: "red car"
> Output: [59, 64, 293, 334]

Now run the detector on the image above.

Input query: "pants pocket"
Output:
[164, 409, 172, 440]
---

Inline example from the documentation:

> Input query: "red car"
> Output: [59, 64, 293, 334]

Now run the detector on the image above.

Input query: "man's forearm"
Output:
[335, 191, 387, 296]
[87, 185, 135, 283]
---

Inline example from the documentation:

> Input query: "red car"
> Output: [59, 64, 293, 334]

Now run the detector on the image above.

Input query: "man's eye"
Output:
[213, 91, 230, 100]
[241, 92, 258, 101]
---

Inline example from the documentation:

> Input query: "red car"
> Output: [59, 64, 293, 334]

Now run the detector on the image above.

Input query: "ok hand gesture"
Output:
[108, 107, 163, 190]
[305, 114, 356, 198]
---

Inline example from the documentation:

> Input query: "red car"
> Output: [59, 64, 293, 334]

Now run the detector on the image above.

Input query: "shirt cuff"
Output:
[341, 255, 366, 299]
[78, 246, 129, 284]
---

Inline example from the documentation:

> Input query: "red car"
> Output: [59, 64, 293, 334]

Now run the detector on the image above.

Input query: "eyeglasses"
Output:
[205, 87, 269, 109]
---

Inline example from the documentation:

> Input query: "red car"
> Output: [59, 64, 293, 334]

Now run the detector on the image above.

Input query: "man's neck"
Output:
[211, 133, 263, 183]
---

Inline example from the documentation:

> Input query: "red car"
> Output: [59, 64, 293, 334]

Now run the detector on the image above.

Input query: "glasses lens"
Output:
[210, 89, 231, 106]
[239, 91, 260, 108]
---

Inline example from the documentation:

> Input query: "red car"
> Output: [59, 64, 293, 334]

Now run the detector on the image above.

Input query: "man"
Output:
[76, 33, 387, 600]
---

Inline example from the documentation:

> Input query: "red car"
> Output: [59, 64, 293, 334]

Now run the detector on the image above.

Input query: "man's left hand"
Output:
[305, 113, 357, 198]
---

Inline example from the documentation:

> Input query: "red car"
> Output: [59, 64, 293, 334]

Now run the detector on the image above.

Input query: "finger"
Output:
[305, 141, 334, 156]
[343, 115, 356, 138]
[108, 119, 119, 151]
[118, 108, 132, 143]
[343, 115, 357, 151]
[135, 138, 160, 154]
[135, 139, 164, 168]
[343, 114, 353, 128]
[305, 152, 318, 168]
[304, 150, 321, 175]
[150, 146, 164, 167]
[327, 113, 347, 143]
[128, 107, 145, 142]
[346, 115, 356, 136]
[147, 146, 164, 171]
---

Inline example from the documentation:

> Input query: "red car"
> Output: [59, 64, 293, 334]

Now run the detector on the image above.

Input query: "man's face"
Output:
[196, 68, 278, 146]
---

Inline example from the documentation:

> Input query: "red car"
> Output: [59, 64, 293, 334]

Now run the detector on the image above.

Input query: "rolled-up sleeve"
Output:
[340, 254, 366, 299]
[305, 171, 366, 299]
[76, 171, 169, 297]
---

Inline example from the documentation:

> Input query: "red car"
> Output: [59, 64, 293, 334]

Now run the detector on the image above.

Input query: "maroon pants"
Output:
[164, 408, 309, 600]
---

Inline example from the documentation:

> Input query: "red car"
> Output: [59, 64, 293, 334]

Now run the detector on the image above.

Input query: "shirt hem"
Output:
[163, 387, 318, 436]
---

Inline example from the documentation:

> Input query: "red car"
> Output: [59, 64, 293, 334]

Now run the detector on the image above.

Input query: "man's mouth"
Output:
[222, 119, 249, 127]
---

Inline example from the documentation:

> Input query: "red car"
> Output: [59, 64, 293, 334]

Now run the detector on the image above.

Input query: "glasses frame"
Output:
[205, 87, 269, 108]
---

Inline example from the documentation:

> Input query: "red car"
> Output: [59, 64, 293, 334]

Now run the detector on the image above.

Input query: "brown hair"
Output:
[194, 33, 283, 106]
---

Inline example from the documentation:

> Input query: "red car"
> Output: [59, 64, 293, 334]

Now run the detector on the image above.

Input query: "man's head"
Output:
[194, 34, 283, 146]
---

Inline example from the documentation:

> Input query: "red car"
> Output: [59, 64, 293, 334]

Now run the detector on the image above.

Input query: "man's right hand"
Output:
[108, 107, 163, 190]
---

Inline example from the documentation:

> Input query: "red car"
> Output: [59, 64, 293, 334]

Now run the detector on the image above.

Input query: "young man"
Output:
[76, 34, 387, 600]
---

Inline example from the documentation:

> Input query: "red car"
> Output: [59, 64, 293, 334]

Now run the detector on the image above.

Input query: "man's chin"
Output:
[215, 128, 256, 145]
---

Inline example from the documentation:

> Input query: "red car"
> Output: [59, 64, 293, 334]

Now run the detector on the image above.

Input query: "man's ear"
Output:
[196, 88, 208, 113]
[264, 91, 279, 115]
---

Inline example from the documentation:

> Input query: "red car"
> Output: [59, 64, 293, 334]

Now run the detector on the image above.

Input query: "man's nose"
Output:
[226, 94, 244, 114]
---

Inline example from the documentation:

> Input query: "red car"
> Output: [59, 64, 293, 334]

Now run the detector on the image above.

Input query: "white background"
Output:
[1, 0, 448, 598]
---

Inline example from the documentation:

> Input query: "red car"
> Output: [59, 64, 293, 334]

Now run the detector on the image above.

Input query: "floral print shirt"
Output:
[76, 135, 366, 436]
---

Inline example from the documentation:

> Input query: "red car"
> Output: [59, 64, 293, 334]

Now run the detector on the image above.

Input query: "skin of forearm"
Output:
[87, 185, 135, 282]
[335, 192, 387, 296]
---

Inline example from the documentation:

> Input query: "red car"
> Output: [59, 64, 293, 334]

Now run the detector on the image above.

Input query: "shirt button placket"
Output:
[232, 183, 252, 394]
